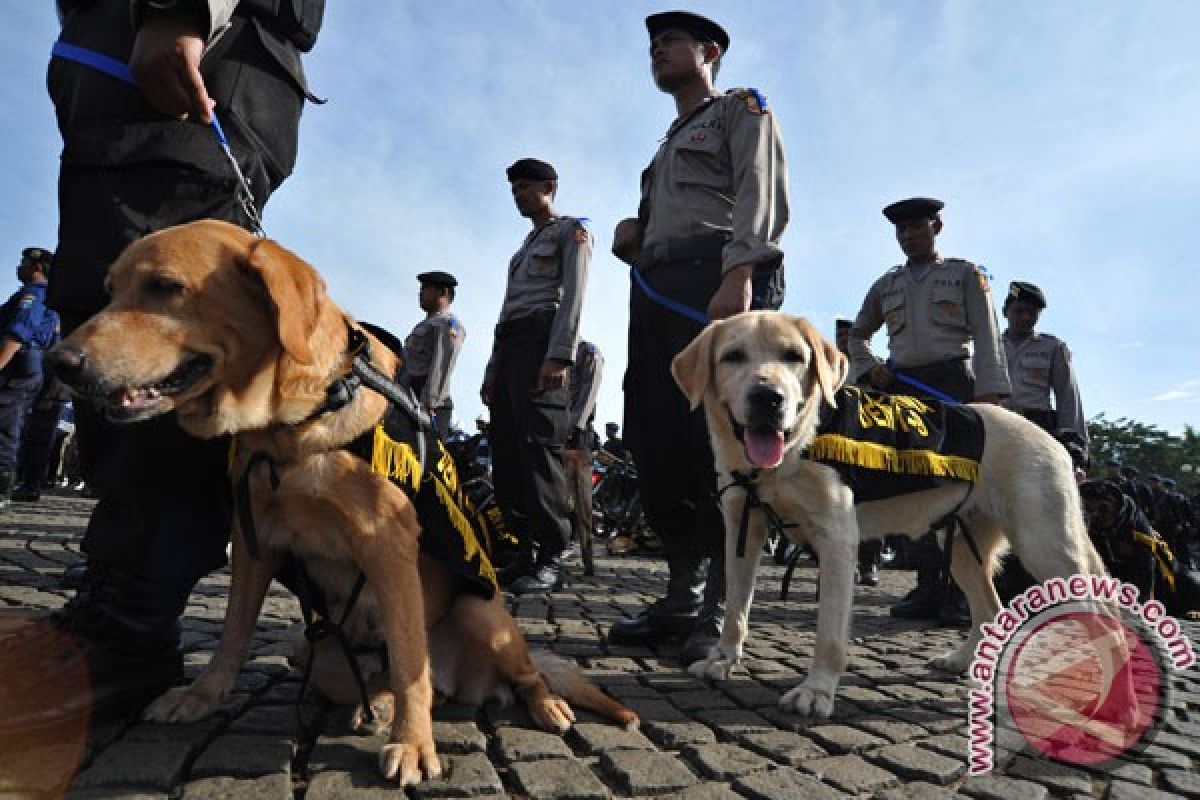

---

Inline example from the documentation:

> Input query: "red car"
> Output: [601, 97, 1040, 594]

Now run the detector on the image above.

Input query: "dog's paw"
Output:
[779, 682, 836, 718]
[143, 685, 220, 723]
[530, 692, 575, 734]
[379, 738, 441, 786]
[687, 647, 740, 681]
[930, 650, 971, 674]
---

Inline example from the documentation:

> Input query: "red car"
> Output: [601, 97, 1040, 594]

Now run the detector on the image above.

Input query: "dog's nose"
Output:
[45, 343, 87, 384]
[747, 383, 785, 411]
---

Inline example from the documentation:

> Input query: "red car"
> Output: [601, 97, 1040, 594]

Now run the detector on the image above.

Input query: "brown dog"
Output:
[50, 220, 636, 786]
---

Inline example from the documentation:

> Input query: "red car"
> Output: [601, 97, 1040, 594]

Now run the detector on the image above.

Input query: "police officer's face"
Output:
[418, 283, 443, 313]
[895, 217, 940, 261]
[1004, 300, 1041, 336]
[650, 30, 712, 91]
[511, 179, 553, 218]
[16, 258, 38, 285]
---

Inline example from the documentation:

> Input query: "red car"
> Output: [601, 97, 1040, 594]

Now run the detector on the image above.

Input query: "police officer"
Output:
[405, 270, 465, 439]
[481, 158, 590, 594]
[0, 0, 325, 736]
[609, 11, 788, 664]
[566, 340, 603, 559]
[0, 247, 59, 507]
[849, 197, 1010, 626]
[1000, 282, 1087, 446]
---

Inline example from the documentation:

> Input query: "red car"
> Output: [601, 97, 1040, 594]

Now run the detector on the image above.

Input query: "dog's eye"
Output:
[782, 348, 806, 364]
[145, 276, 185, 297]
[720, 349, 747, 364]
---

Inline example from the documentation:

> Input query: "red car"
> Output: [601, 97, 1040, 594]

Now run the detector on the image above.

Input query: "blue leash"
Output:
[51, 40, 265, 235]
[629, 266, 710, 326]
[885, 359, 959, 405]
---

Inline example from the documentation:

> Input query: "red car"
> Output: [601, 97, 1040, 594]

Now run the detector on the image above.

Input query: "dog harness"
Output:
[719, 386, 987, 600]
[233, 322, 497, 727]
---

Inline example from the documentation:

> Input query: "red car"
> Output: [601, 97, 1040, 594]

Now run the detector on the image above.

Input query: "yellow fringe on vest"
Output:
[433, 476, 497, 587]
[809, 433, 981, 483]
[1133, 530, 1176, 592]
[371, 423, 422, 492]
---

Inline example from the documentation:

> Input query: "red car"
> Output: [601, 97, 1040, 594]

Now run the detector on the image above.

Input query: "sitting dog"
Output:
[49, 220, 636, 786]
[671, 311, 1111, 717]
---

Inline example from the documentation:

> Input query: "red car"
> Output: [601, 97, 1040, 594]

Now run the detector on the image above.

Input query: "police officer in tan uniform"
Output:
[849, 196, 1009, 626]
[1000, 281, 1086, 446]
[482, 158, 590, 594]
[610, 11, 788, 664]
[405, 270, 464, 439]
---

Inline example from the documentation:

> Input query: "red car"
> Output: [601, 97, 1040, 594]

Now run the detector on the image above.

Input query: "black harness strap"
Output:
[934, 485, 983, 593]
[294, 570, 376, 730]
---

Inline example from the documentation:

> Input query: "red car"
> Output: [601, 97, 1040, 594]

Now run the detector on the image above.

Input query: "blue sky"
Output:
[4, 2, 1198, 435]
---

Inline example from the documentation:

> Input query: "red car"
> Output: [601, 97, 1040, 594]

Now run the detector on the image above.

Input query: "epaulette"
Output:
[947, 258, 990, 292]
[728, 88, 769, 115]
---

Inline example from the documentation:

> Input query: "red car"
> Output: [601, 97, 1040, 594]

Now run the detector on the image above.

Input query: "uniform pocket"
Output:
[674, 132, 728, 189]
[527, 241, 560, 278]
[882, 291, 906, 336]
[1018, 353, 1050, 390]
[527, 387, 570, 446]
[930, 285, 967, 332]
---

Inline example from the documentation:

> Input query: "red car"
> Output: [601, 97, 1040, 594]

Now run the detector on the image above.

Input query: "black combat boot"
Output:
[680, 552, 725, 666]
[889, 566, 943, 619]
[510, 548, 569, 594]
[608, 555, 705, 645]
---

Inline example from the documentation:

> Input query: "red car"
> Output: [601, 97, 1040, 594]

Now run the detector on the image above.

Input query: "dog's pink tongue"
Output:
[745, 430, 785, 469]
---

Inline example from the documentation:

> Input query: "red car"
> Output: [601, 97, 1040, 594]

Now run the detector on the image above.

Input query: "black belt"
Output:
[494, 308, 555, 340]
[636, 233, 730, 270]
[894, 356, 969, 373]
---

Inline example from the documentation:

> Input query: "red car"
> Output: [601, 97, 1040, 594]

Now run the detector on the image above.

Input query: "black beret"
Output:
[646, 11, 730, 53]
[835, 318, 853, 330]
[1006, 281, 1046, 310]
[882, 197, 944, 224]
[605, 422, 619, 431]
[417, 270, 457, 288]
[21, 247, 53, 265]
[506, 158, 557, 182]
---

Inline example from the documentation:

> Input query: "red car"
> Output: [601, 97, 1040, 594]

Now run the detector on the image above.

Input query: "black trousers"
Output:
[16, 380, 69, 487]
[489, 312, 572, 559]
[0, 373, 41, 475]
[624, 255, 784, 566]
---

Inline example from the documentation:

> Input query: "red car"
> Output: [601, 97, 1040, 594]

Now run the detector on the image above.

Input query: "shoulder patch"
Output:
[18, 294, 34, 309]
[573, 218, 591, 244]
[972, 263, 991, 292]
[448, 318, 463, 339]
[730, 88, 769, 115]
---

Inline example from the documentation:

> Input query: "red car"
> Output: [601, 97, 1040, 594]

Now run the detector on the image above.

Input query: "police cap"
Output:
[1006, 281, 1046, 310]
[21, 247, 53, 268]
[506, 158, 557, 183]
[882, 197, 944, 224]
[835, 318, 853, 331]
[417, 270, 458, 288]
[646, 11, 730, 53]
[605, 422, 619, 432]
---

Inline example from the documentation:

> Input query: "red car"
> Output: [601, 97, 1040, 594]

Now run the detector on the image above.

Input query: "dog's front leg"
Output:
[144, 532, 275, 722]
[780, 509, 856, 718]
[361, 538, 440, 786]
[689, 490, 767, 681]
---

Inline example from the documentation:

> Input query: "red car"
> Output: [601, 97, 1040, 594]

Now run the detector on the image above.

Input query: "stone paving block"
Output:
[508, 757, 610, 800]
[732, 766, 843, 800]
[682, 742, 771, 780]
[566, 721, 656, 754]
[625, 698, 689, 723]
[190, 734, 294, 779]
[730, 729, 827, 766]
[642, 720, 719, 750]
[693, 708, 774, 736]
[852, 716, 926, 743]
[915, 732, 969, 761]
[881, 706, 967, 733]
[71, 740, 192, 791]
[123, 718, 225, 746]
[958, 773, 1049, 800]
[1162, 768, 1200, 796]
[1006, 756, 1094, 796]
[433, 721, 487, 754]
[1103, 760, 1155, 786]
[1138, 742, 1194, 768]
[491, 727, 574, 763]
[408, 753, 505, 798]
[869, 743, 966, 785]
[304, 771, 405, 799]
[65, 792, 166, 800]
[872, 781, 959, 799]
[805, 724, 888, 754]
[668, 783, 743, 800]
[669, 690, 738, 711]
[599, 748, 698, 795]
[229, 704, 302, 738]
[181, 774, 292, 799]
[1107, 780, 1191, 800]
[800, 753, 898, 794]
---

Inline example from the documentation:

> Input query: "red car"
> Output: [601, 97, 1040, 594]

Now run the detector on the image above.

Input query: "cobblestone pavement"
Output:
[1, 492, 1198, 799]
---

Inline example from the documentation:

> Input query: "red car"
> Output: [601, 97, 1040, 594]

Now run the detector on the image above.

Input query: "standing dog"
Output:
[671, 311, 1109, 717]
[49, 220, 636, 786]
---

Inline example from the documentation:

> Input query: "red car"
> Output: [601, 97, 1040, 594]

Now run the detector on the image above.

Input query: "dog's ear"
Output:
[672, 321, 722, 410]
[798, 318, 848, 408]
[240, 238, 323, 365]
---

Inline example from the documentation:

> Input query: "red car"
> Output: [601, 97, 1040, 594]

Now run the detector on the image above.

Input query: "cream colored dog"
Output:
[672, 311, 1108, 717]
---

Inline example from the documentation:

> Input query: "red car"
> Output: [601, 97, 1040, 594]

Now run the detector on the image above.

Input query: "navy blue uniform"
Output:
[0, 282, 59, 475]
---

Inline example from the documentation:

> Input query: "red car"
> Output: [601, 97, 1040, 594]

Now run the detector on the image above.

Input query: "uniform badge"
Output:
[574, 225, 589, 244]
[18, 294, 33, 309]
[975, 266, 990, 292]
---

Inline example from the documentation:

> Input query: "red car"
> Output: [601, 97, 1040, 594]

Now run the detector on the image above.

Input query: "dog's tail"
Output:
[530, 650, 639, 731]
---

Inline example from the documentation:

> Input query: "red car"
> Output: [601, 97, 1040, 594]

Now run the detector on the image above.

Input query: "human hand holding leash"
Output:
[707, 264, 753, 320]
[130, 8, 214, 123]
[533, 360, 570, 394]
